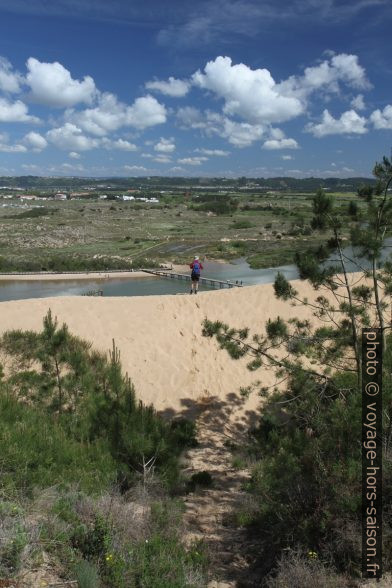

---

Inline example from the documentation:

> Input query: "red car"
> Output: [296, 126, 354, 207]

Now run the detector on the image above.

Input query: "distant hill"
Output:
[0, 175, 375, 193]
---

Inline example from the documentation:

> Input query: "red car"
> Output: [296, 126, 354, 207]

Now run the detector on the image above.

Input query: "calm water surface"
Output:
[2, 240, 392, 302]
[0, 260, 299, 302]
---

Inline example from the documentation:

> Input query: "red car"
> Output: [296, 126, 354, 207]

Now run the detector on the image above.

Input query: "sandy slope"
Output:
[0, 275, 370, 586]
[0, 280, 327, 429]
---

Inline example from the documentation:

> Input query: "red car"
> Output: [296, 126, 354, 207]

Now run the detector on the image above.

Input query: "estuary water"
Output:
[0, 259, 299, 302]
[1, 239, 392, 302]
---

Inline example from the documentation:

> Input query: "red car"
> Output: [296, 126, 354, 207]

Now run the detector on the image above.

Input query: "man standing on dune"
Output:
[189, 255, 203, 294]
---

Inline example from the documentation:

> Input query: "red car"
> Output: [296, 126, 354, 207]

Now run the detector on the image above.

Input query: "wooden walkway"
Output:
[142, 269, 243, 289]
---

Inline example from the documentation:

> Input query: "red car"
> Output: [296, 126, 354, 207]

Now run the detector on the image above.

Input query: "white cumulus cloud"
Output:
[0, 97, 39, 123]
[351, 94, 365, 110]
[370, 105, 392, 130]
[177, 107, 266, 148]
[145, 76, 190, 97]
[22, 131, 48, 151]
[278, 54, 370, 101]
[67, 93, 125, 136]
[0, 56, 23, 93]
[26, 57, 97, 107]
[22, 164, 39, 171]
[124, 165, 148, 172]
[194, 148, 230, 156]
[153, 155, 172, 163]
[176, 106, 206, 129]
[263, 128, 299, 149]
[169, 166, 185, 173]
[154, 137, 175, 153]
[0, 141, 27, 152]
[177, 156, 208, 166]
[46, 123, 100, 151]
[69, 151, 81, 159]
[192, 56, 303, 124]
[305, 109, 367, 137]
[102, 138, 137, 151]
[68, 93, 167, 135]
[127, 95, 167, 129]
[217, 117, 265, 147]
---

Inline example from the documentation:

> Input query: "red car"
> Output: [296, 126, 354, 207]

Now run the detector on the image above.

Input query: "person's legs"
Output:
[190, 274, 199, 293]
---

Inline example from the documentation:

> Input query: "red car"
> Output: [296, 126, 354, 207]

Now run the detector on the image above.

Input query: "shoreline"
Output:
[0, 260, 232, 283]
[0, 270, 154, 282]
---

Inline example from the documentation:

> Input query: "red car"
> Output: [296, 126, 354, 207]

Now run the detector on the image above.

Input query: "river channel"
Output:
[1, 240, 392, 302]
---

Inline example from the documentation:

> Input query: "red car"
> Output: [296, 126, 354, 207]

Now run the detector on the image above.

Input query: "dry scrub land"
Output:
[0, 191, 357, 271]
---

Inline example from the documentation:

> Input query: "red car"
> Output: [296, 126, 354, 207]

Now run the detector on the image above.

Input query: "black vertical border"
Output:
[362, 328, 383, 579]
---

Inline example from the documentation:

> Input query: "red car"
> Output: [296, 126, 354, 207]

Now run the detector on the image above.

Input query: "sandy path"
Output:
[182, 403, 259, 588]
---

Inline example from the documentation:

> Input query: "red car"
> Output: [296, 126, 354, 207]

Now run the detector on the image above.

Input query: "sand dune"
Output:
[0, 278, 343, 432]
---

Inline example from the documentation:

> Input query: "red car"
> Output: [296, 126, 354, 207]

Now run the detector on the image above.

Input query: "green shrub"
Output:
[186, 471, 213, 492]
[72, 514, 110, 560]
[0, 391, 116, 497]
[0, 523, 27, 577]
[0, 312, 190, 493]
[5, 206, 56, 219]
[169, 418, 198, 449]
[197, 198, 238, 215]
[0, 253, 159, 273]
[231, 220, 254, 229]
[74, 559, 101, 588]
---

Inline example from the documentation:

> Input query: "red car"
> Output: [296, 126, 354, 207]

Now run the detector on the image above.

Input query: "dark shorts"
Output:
[191, 272, 200, 282]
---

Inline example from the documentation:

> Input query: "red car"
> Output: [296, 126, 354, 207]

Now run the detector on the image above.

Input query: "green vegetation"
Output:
[231, 220, 254, 229]
[0, 253, 157, 272]
[0, 184, 369, 272]
[4, 206, 57, 219]
[0, 312, 205, 586]
[186, 471, 214, 492]
[0, 392, 116, 496]
[202, 155, 392, 584]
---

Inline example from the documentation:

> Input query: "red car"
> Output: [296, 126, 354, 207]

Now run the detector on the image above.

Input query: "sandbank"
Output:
[0, 271, 152, 282]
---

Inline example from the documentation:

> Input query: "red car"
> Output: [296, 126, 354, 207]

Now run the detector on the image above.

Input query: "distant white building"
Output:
[54, 193, 67, 200]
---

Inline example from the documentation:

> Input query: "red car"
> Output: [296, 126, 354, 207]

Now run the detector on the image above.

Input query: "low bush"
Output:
[0, 390, 116, 497]
[231, 220, 254, 229]
[196, 198, 238, 215]
[4, 206, 56, 219]
[266, 549, 347, 588]
[186, 471, 213, 492]
[43, 490, 208, 587]
[0, 254, 159, 273]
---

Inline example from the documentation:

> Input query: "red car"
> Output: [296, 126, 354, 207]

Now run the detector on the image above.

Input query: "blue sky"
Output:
[0, 0, 391, 178]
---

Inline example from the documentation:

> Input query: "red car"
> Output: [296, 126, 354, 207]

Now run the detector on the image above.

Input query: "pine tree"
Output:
[202, 154, 392, 576]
